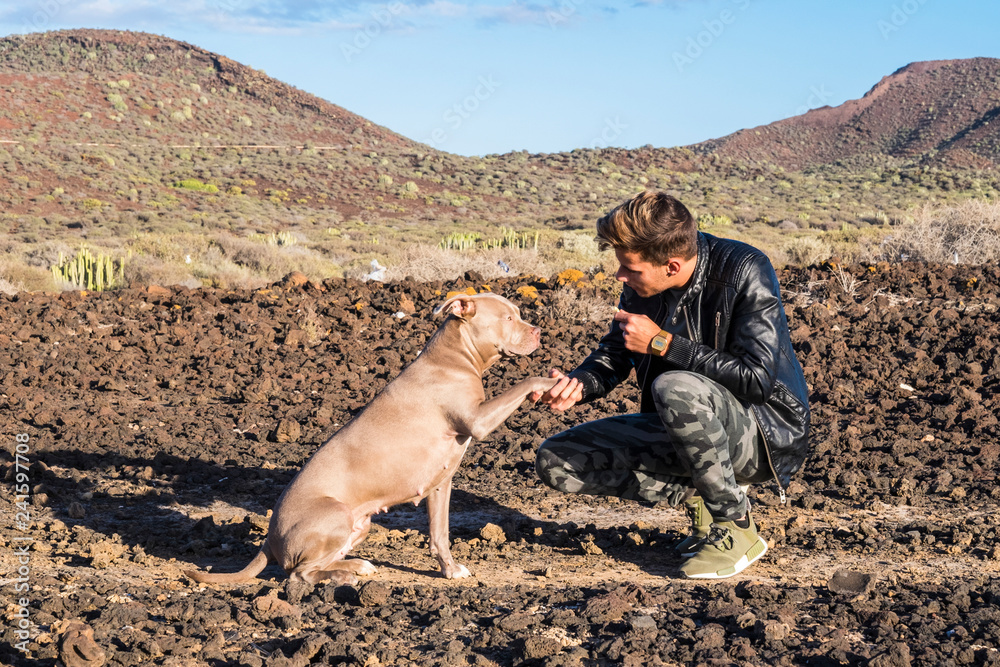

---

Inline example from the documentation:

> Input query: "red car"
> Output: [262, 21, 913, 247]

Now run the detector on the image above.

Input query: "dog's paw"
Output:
[445, 563, 471, 579]
[355, 559, 378, 576]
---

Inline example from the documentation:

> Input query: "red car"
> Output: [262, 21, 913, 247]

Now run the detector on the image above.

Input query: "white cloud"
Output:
[3, 0, 606, 35]
[475, 3, 553, 26]
[414, 1, 468, 18]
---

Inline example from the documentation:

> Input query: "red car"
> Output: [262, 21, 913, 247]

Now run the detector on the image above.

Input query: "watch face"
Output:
[651, 336, 666, 352]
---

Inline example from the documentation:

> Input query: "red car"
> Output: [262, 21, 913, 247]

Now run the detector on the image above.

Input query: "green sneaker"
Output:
[675, 495, 712, 559]
[680, 514, 767, 580]
[675, 486, 750, 559]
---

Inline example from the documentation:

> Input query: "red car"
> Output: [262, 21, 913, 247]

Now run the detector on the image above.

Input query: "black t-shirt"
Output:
[657, 287, 688, 338]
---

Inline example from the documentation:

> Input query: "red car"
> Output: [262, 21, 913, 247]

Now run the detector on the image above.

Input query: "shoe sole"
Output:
[683, 537, 768, 580]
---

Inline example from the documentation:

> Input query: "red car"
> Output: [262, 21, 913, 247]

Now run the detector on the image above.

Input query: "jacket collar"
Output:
[668, 232, 709, 325]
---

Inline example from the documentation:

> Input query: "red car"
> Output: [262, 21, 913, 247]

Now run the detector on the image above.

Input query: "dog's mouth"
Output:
[497, 339, 540, 358]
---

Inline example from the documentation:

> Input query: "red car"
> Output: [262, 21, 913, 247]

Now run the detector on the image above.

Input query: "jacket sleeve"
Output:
[567, 291, 636, 403]
[663, 254, 782, 404]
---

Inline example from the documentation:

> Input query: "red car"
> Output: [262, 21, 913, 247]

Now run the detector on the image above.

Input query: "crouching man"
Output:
[531, 191, 810, 579]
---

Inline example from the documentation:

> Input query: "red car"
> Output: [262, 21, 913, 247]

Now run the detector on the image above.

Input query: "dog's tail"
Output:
[184, 546, 272, 585]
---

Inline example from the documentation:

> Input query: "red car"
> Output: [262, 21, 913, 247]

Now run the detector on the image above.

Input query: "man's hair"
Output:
[596, 191, 697, 264]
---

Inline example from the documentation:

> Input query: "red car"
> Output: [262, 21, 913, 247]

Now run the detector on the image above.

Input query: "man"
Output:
[532, 191, 810, 579]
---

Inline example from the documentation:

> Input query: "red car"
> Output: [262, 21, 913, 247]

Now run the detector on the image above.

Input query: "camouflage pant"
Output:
[536, 371, 767, 521]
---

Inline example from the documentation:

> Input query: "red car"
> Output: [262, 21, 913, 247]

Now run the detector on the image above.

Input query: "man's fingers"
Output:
[550, 379, 583, 411]
[536, 375, 582, 410]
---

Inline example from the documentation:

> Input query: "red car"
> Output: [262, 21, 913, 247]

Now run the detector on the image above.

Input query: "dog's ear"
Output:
[433, 295, 478, 320]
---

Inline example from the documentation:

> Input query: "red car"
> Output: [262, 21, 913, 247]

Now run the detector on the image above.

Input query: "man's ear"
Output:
[433, 295, 477, 319]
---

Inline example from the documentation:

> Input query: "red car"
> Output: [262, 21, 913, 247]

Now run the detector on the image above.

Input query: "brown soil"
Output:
[2, 264, 1000, 666]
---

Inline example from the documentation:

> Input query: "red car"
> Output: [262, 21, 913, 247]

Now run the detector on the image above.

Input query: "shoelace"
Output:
[706, 524, 734, 550]
[684, 501, 700, 528]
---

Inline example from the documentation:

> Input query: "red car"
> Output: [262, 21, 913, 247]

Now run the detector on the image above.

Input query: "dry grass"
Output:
[373, 245, 557, 282]
[879, 199, 1000, 264]
[0, 276, 21, 295]
[0, 198, 988, 294]
[543, 285, 618, 323]
[777, 236, 835, 267]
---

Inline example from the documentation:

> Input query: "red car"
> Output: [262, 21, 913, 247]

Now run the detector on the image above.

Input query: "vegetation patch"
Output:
[173, 179, 219, 193]
[51, 247, 126, 291]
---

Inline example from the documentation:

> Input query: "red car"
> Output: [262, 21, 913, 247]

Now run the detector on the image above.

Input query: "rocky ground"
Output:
[2, 262, 1000, 667]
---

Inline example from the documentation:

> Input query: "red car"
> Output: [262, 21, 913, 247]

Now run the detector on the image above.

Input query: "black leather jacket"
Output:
[570, 232, 811, 491]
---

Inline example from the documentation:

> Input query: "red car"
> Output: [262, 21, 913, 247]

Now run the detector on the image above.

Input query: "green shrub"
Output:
[698, 213, 733, 229]
[173, 179, 219, 193]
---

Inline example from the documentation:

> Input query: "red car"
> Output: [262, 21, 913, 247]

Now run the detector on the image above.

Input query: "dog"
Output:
[184, 293, 557, 584]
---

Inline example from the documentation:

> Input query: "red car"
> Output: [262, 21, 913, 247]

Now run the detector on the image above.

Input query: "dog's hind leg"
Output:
[299, 558, 378, 585]
[280, 499, 376, 584]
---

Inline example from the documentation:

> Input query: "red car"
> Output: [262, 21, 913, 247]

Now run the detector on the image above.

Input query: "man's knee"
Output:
[535, 440, 564, 489]
[652, 371, 714, 413]
[535, 437, 599, 492]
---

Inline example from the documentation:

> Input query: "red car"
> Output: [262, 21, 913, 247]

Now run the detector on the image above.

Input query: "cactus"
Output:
[440, 227, 540, 252]
[439, 232, 482, 251]
[52, 247, 125, 291]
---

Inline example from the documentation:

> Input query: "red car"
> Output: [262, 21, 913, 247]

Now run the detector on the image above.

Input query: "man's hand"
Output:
[531, 368, 583, 412]
[614, 309, 669, 355]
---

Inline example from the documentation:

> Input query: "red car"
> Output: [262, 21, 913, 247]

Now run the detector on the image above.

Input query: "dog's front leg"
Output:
[427, 475, 470, 579]
[460, 377, 558, 441]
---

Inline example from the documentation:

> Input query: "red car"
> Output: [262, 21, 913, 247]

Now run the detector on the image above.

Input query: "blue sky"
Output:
[2, 0, 999, 156]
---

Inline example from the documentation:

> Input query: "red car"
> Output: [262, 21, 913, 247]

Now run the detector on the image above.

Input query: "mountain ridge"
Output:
[1, 29, 998, 292]
[694, 58, 1000, 170]
[0, 28, 414, 149]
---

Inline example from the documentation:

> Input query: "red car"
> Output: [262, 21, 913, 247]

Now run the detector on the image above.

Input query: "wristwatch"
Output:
[650, 330, 670, 356]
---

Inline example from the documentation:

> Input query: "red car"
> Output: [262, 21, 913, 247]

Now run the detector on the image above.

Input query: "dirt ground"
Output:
[2, 263, 1000, 666]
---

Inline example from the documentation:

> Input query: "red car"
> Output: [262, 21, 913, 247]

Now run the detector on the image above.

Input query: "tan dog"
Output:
[184, 293, 556, 585]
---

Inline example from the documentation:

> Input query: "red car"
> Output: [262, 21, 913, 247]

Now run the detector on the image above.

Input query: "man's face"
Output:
[614, 248, 679, 297]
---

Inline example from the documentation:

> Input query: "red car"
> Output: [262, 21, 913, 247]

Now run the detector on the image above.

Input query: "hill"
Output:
[0, 28, 411, 148]
[1, 30, 999, 292]
[695, 59, 1000, 171]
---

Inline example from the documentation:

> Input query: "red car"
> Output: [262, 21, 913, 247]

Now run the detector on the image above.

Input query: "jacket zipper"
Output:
[757, 427, 787, 505]
[682, 305, 694, 340]
[714, 311, 721, 350]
